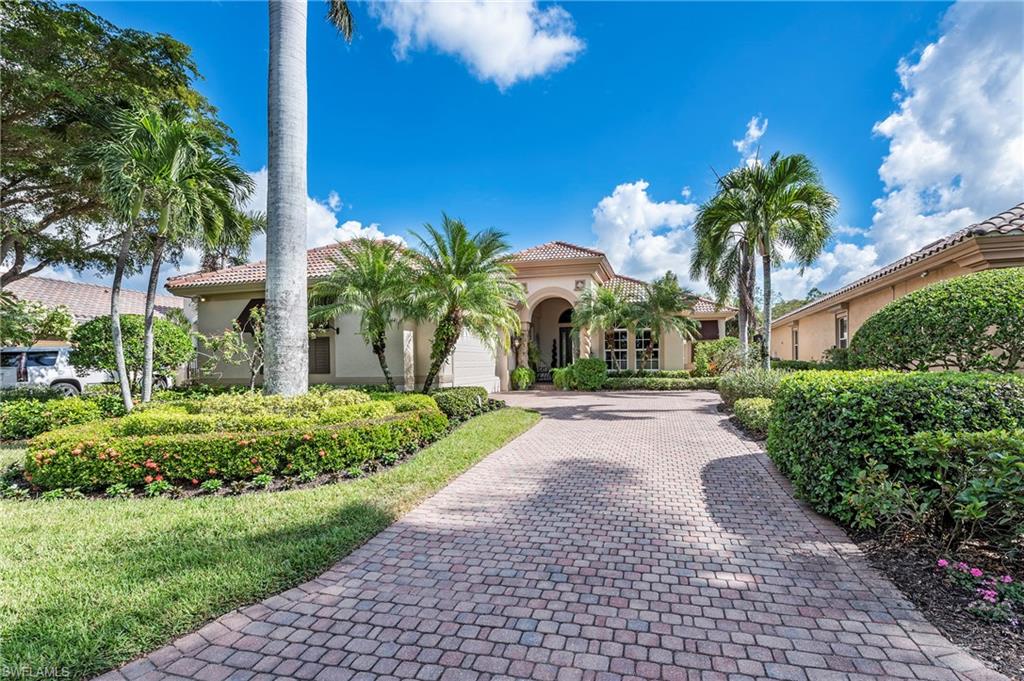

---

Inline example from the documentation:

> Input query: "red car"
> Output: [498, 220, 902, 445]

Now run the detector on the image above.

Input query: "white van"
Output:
[0, 345, 173, 396]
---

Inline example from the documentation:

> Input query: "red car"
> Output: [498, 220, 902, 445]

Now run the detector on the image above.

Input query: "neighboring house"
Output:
[4, 275, 189, 327]
[771, 202, 1024, 362]
[166, 241, 735, 392]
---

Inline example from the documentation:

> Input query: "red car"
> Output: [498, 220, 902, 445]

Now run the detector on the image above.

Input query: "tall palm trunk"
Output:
[265, 0, 309, 396]
[761, 250, 772, 369]
[110, 228, 134, 412]
[141, 233, 166, 402]
[737, 249, 756, 363]
[422, 312, 461, 393]
[371, 334, 395, 391]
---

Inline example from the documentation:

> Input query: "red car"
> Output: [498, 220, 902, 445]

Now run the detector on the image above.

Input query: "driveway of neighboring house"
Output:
[100, 390, 1004, 681]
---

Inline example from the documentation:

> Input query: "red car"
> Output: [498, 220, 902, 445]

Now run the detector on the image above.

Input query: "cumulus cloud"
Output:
[733, 115, 768, 167]
[371, 0, 584, 90]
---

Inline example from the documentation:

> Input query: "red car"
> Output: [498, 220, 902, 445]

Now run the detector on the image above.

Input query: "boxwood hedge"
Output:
[766, 370, 1024, 524]
[733, 398, 773, 438]
[604, 376, 719, 391]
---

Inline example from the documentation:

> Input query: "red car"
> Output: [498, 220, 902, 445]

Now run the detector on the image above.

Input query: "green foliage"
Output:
[199, 479, 223, 493]
[567, 358, 608, 391]
[551, 367, 572, 390]
[604, 376, 719, 391]
[0, 398, 102, 440]
[70, 315, 194, 387]
[431, 387, 493, 421]
[202, 304, 266, 390]
[627, 271, 700, 367]
[510, 367, 536, 391]
[144, 480, 175, 497]
[370, 392, 438, 412]
[821, 346, 852, 370]
[770, 359, 822, 371]
[607, 369, 691, 379]
[718, 368, 786, 407]
[0, 387, 64, 403]
[733, 398, 773, 438]
[105, 483, 132, 499]
[849, 268, 1024, 372]
[0, 299, 74, 347]
[186, 388, 369, 416]
[692, 337, 742, 377]
[766, 370, 1024, 526]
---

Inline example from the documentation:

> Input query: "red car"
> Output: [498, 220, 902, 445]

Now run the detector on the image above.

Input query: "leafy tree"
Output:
[629, 271, 701, 372]
[0, 297, 74, 347]
[571, 286, 631, 364]
[264, 1, 354, 396]
[0, 0, 231, 287]
[310, 239, 413, 390]
[411, 215, 524, 393]
[204, 306, 267, 391]
[70, 315, 194, 390]
[772, 286, 826, 318]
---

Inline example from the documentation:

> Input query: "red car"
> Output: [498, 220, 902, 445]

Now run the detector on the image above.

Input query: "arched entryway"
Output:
[528, 296, 576, 381]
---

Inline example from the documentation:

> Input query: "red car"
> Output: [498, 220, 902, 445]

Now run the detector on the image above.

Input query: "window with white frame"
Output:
[835, 315, 849, 349]
[634, 328, 659, 370]
[604, 328, 628, 370]
[792, 327, 799, 360]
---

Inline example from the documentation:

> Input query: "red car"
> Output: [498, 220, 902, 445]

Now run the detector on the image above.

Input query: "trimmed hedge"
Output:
[718, 368, 786, 408]
[431, 387, 495, 421]
[769, 359, 822, 371]
[733, 398, 772, 438]
[25, 409, 450, 490]
[766, 370, 1024, 524]
[570, 358, 608, 391]
[182, 389, 370, 416]
[604, 376, 719, 391]
[607, 369, 692, 379]
[849, 267, 1024, 372]
[1, 398, 103, 440]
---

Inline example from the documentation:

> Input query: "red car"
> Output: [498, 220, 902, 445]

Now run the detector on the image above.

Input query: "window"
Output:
[634, 329, 659, 370]
[792, 328, 799, 360]
[0, 352, 22, 368]
[26, 351, 59, 367]
[604, 329, 628, 370]
[698, 320, 719, 340]
[835, 315, 849, 349]
[308, 336, 331, 374]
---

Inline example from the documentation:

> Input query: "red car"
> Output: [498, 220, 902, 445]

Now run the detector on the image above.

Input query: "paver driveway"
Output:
[102, 390, 1005, 681]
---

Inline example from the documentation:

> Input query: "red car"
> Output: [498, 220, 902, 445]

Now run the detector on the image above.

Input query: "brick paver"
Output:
[99, 390, 1005, 681]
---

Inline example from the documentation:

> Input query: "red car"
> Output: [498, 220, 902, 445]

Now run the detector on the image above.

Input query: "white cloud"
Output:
[733, 115, 768, 167]
[327, 191, 342, 212]
[590, 180, 700, 285]
[371, 0, 584, 90]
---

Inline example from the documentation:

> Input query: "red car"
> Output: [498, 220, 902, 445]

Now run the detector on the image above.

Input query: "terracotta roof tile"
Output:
[604, 274, 735, 314]
[166, 243, 344, 291]
[774, 202, 1024, 324]
[4, 276, 184, 322]
[508, 241, 606, 262]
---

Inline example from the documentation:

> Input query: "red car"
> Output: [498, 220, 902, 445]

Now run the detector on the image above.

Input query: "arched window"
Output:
[557, 307, 573, 324]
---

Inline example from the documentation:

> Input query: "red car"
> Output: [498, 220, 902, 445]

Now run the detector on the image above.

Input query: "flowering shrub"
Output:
[692, 337, 741, 377]
[936, 559, 1022, 626]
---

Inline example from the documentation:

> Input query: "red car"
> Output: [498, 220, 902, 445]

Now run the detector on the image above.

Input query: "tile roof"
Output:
[4, 276, 183, 322]
[774, 201, 1024, 324]
[508, 241, 606, 263]
[165, 243, 344, 291]
[604, 274, 735, 314]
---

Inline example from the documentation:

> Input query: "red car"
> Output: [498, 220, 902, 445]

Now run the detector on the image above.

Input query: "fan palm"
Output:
[571, 285, 631, 367]
[265, 0, 354, 396]
[310, 238, 413, 391]
[410, 214, 524, 393]
[631, 271, 700, 373]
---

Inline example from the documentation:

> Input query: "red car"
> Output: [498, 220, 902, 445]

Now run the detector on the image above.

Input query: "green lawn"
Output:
[0, 408, 539, 679]
[0, 443, 24, 470]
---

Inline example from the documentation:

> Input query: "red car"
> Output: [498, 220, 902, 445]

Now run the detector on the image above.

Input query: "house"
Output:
[771, 202, 1024, 362]
[165, 241, 736, 392]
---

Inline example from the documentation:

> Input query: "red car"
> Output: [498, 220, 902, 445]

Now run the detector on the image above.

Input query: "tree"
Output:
[70, 315, 194, 391]
[201, 211, 266, 271]
[97, 105, 252, 403]
[694, 153, 837, 368]
[264, 0, 354, 396]
[310, 239, 413, 390]
[571, 286, 631, 366]
[411, 215, 524, 393]
[0, 297, 74, 347]
[629, 271, 700, 372]
[204, 305, 267, 390]
[1, 0, 231, 287]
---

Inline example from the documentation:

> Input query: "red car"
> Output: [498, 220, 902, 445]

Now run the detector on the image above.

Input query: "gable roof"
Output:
[166, 243, 344, 291]
[773, 201, 1024, 325]
[605, 274, 735, 313]
[508, 241, 606, 262]
[4, 276, 184, 323]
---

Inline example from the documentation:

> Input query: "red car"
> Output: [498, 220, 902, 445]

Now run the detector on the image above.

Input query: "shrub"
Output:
[551, 367, 572, 390]
[431, 387, 490, 421]
[769, 359, 821, 371]
[25, 409, 449, 490]
[849, 268, 1024, 372]
[0, 397, 102, 440]
[607, 369, 692, 379]
[604, 376, 719, 391]
[568, 358, 608, 391]
[767, 370, 1024, 524]
[733, 398, 772, 438]
[718, 368, 786, 408]
[692, 337, 741, 376]
[186, 389, 369, 416]
[0, 387, 64, 403]
[510, 367, 536, 391]
[370, 392, 438, 412]
[70, 314, 194, 387]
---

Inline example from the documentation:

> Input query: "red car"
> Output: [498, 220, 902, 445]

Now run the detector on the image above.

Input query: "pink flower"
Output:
[970, 567, 984, 578]
[936, 559, 949, 568]
[977, 588, 998, 603]
[1001, 575, 1014, 584]
[956, 562, 970, 572]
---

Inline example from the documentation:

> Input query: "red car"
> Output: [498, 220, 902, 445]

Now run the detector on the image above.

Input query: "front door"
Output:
[558, 327, 574, 367]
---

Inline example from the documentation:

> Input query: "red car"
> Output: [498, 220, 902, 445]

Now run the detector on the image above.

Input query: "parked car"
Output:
[0, 345, 172, 396]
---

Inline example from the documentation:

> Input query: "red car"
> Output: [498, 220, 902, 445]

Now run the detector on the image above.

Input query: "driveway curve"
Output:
[101, 390, 1004, 681]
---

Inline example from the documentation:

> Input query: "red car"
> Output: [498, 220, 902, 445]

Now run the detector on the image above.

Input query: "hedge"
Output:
[607, 369, 691, 379]
[1, 398, 103, 440]
[25, 409, 450, 490]
[733, 398, 772, 438]
[766, 370, 1024, 524]
[718, 368, 786, 407]
[431, 387, 497, 421]
[604, 376, 719, 391]
[849, 267, 1024, 372]
[769, 359, 822, 371]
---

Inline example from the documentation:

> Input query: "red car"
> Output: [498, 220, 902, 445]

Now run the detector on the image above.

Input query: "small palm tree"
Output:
[411, 215, 524, 393]
[201, 210, 266, 271]
[310, 238, 413, 391]
[571, 286, 631, 367]
[631, 271, 700, 373]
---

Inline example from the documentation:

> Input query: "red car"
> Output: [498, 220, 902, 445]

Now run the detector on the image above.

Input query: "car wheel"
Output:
[51, 381, 81, 397]
[155, 376, 172, 391]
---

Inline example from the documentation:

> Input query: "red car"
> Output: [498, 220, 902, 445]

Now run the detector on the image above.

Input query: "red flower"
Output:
[155, 475, 163, 481]
[144, 475, 153, 483]
[191, 478, 199, 485]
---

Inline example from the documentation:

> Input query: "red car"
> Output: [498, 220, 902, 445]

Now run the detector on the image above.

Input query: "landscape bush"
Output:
[551, 367, 572, 390]
[431, 386, 496, 421]
[0, 398, 103, 440]
[604, 376, 719, 391]
[848, 268, 1024, 372]
[692, 337, 741, 376]
[607, 369, 691, 379]
[767, 370, 1024, 527]
[718, 368, 786, 407]
[70, 314, 194, 388]
[567, 358, 608, 391]
[510, 366, 536, 390]
[0, 386, 65, 403]
[181, 388, 370, 416]
[733, 398, 773, 438]
[25, 409, 450, 490]
[770, 359, 822, 371]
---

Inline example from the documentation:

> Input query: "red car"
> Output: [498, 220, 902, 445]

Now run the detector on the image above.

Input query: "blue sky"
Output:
[72, 1, 1024, 299]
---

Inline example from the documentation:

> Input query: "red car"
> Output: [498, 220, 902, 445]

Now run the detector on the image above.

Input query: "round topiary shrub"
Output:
[849, 268, 1024, 372]
[569, 358, 608, 391]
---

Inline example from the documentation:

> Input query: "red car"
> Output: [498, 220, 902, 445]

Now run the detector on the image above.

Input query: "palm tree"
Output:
[692, 152, 837, 368]
[201, 210, 266, 271]
[571, 285, 631, 368]
[411, 214, 524, 393]
[630, 271, 700, 373]
[98, 106, 252, 402]
[265, 1, 354, 396]
[310, 238, 412, 390]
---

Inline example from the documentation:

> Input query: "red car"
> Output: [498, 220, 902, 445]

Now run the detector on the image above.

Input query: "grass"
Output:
[0, 443, 24, 470]
[0, 408, 540, 679]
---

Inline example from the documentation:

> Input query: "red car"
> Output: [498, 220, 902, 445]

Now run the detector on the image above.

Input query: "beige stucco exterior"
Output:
[771, 232, 1024, 361]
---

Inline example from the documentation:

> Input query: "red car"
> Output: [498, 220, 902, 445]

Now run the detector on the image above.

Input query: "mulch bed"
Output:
[856, 534, 1024, 679]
